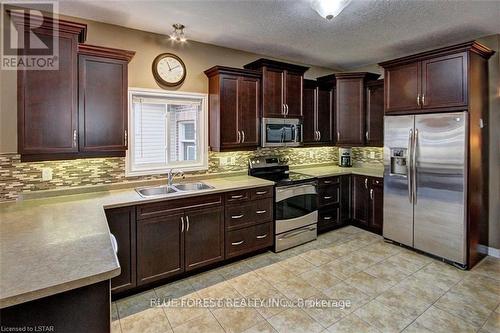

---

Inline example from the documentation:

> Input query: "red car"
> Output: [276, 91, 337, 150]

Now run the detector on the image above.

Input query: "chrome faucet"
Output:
[166, 169, 184, 187]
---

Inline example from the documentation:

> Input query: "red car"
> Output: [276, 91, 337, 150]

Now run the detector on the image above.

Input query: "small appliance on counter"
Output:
[338, 147, 352, 167]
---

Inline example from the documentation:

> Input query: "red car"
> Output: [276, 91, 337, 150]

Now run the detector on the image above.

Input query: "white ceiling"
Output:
[57, 0, 500, 70]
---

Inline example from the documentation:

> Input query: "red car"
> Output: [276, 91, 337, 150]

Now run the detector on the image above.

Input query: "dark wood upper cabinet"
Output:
[366, 80, 384, 147]
[78, 45, 135, 155]
[302, 80, 317, 144]
[303, 78, 334, 145]
[137, 213, 185, 285]
[244, 58, 308, 118]
[380, 41, 494, 114]
[184, 206, 224, 271]
[11, 12, 87, 161]
[421, 52, 467, 109]
[384, 62, 420, 113]
[205, 66, 261, 151]
[105, 207, 136, 293]
[334, 72, 380, 146]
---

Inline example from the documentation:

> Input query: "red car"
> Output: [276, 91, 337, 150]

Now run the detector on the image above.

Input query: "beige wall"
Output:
[0, 15, 336, 153]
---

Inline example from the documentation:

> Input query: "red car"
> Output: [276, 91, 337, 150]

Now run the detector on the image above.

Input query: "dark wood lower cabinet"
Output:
[0, 281, 110, 333]
[105, 207, 136, 293]
[317, 175, 350, 233]
[352, 175, 384, 234]
[137, 213, 184, 285]
[185, 206, 224, 271]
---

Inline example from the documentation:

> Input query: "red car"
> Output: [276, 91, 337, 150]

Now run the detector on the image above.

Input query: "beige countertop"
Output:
[0, 175, 274, 308]
[293, 164, 384, 178]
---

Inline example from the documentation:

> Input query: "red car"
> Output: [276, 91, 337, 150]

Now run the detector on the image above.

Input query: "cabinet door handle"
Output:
[318, 130, 321, 141]
[256, 233, 268, 239]
[256, 190, 267, 195]
[231, 214, 244, 219]
[365, 131, 369, 141]
[285, 104, 289, 115]
[231, 240, 244, 246]
[186, 215, 190, 231]
[370, 189, 374, 200]
[124, 130, 128, 146]
[181, 216, 185, 233]
[337, 131, 340, 141]
[421, 94, 425, 106]
[237, 130, 241, 143]
[241, 130, 245, 143]
[282, 104, 285, 115]
[73, 130, 77, 147]
[365, 178, 368, 189]
[231, 194, 244, 199]
[323, 196, 333, 200]
[417, 94, 421, 106]
[256, 210, 267, 214]
[323, 216, 332, 220]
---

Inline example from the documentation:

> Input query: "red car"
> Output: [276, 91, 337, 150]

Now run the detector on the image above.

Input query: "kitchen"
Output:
[0, 1, 499, 333]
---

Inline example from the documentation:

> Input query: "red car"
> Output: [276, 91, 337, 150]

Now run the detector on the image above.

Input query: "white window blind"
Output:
[127, 89, 208, 176]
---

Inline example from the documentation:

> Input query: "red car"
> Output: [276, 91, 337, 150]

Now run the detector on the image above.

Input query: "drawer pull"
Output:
[231, 195, 244, 199]
[256, 233, 268, 239]
[323, 216, 332, 220]
[231, 240, 244, 246]
[323, 196, 333, 200]
[256, 210, 267, 214]
[231, 214, 244, 219]
[256, 191, 268, 195]
[323, 180, 332, 184]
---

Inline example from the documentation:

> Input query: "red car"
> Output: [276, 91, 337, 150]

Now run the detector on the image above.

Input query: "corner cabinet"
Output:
[380, 41, 494, 114]
[334, 72, 380, 146]
[78, 45, 135, 155]
[11, 12, 87, 161]
[11, 11, 135, 161]
[244, 58, 308, 118]
[365, 80, 384, 147]
[205, 66, 261, 151]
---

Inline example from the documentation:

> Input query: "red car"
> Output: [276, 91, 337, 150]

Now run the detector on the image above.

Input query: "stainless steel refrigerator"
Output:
[383, 112, 468, 267]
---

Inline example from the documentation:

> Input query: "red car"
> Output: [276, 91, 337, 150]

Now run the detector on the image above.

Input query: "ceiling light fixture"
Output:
[170, 23, 187, 42]
[310, 0, 352, 20]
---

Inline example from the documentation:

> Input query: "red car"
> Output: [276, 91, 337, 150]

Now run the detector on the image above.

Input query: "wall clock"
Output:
[152, 53, 187, 87]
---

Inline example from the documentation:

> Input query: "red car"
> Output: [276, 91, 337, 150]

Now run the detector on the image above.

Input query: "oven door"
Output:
[275, 182, 318, 234]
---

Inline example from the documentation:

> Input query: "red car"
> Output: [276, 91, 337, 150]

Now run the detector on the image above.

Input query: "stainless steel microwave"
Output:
[261, 118, 303, 147]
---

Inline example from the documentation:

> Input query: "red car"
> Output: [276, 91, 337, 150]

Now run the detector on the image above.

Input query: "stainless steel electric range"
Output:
[249, 156, 318, 252]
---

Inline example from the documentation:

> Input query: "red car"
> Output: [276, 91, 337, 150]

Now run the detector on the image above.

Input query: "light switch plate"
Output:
[370, 152, 376, 159]
[41, 168, 53, 181]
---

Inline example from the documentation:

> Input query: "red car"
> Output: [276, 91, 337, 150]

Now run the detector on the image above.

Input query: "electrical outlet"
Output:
[370, 151, 376, 159]
[308, 151, 314, 159]
[228, 156, 235, 165]
[219, 157, 229, 166]
[41, 168, 53, 181]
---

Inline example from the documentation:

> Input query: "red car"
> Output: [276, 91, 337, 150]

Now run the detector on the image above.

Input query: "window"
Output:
[126, 88, 208, 176]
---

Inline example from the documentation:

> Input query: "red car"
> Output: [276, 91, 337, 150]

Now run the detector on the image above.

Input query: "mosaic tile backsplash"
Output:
[0, 147, 382, 201]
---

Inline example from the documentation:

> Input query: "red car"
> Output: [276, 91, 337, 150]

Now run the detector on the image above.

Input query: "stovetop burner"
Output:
[248, 156, 316, 186]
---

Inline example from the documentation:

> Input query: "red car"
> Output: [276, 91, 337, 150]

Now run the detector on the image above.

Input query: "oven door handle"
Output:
[278, 226, 317, 240]
[276, 181, 317, 192]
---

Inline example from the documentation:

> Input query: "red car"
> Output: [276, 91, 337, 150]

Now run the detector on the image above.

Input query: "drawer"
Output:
[318, 206, 340, 232]
[250, 186, 273, 200]
[137, 194, 222, 220]
[318, 177, 340, 187]
[225, 189, 250, 203]
[225, 199, 273, 230]
[318, 184, 340, 206]
[225, 222, 274, 259]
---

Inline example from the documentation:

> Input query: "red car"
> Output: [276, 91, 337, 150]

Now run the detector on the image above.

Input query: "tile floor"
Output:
[111, 226, 500, 333]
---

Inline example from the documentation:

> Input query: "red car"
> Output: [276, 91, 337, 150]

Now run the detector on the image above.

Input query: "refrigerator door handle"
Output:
[412, 128, 418, 204]
[408, 128, 413, 203]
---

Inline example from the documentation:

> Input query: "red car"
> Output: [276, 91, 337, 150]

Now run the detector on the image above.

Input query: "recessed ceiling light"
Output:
[310, 0, 352, 20]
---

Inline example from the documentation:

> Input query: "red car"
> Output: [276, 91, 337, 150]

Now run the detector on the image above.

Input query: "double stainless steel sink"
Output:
[136, 182, 214, 198]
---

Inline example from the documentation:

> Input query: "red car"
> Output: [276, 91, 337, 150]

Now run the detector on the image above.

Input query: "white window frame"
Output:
[126, 87, 208, 177]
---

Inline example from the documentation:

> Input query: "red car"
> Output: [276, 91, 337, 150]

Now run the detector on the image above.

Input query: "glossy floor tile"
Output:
[111, 226, 500, 333]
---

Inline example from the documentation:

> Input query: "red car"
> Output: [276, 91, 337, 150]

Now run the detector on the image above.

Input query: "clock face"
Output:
[152, 53, 186, 87]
